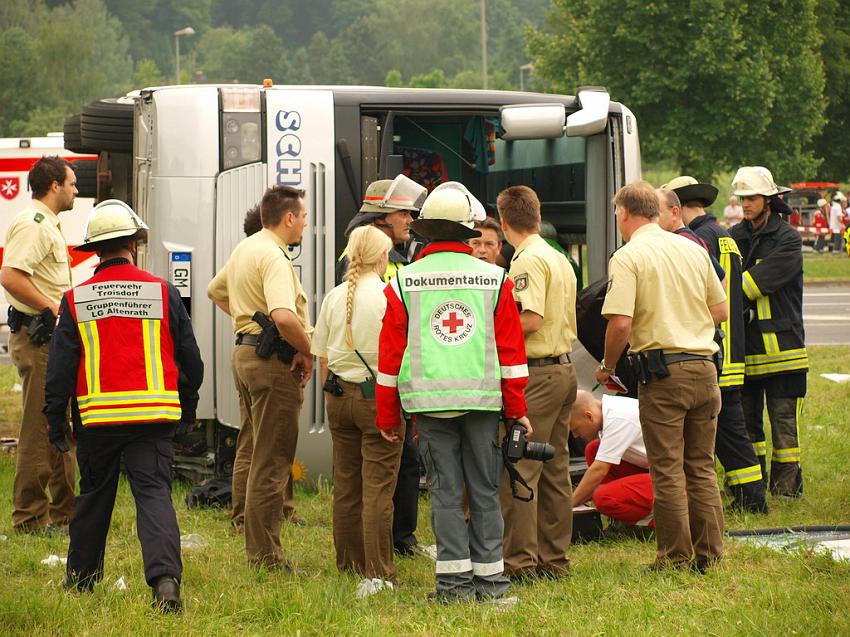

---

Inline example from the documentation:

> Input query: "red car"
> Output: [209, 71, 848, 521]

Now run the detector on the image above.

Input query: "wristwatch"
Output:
[598, 360, 614, 373]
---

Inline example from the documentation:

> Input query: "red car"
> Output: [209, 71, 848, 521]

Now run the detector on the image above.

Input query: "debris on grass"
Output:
[41, 555, 67, 567]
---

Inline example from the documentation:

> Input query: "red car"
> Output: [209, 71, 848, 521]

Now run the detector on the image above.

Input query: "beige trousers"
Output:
[231, 345, 303, 566]
[639, 359, 724, 566]
[500, 362, 577, 576]
[10, 328, 76, 531]
[326, 378, 403, 581]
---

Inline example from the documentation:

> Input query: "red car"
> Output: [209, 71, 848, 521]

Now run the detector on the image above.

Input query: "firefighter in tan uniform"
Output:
[497, 185, 578, 579]
[208, 185, 313, 569]
[596, 181, 727, 573]
[0, 156, 77, 534]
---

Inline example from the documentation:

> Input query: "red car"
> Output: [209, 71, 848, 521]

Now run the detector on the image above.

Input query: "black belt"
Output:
[235, 333, 260, 346]
[664, 353, 711, 364]
[527, 353, 571, 367]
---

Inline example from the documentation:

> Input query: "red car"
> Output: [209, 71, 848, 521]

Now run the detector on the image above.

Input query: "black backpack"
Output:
[185, 476, 233, 509]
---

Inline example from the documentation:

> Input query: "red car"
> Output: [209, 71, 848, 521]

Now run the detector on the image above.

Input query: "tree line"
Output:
[1, 0, 848, 182]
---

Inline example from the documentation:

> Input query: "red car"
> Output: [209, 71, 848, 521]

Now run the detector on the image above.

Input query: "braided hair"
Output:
[343, 225, 393, 348]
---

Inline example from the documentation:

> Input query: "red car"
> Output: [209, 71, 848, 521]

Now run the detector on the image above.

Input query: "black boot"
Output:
[728, 483, 769, 514]
[770, 463, 803, 498]
[152, 575, 182, 613]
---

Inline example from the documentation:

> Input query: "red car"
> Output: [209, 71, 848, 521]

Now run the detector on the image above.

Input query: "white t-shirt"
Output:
[596, 394, 649, 469]
[829, 202, 844, 233]
[311, 272, 386, 383]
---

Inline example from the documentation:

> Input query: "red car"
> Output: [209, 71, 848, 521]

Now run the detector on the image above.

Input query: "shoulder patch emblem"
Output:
[33, 212, 44, 223]
[513, 274, 529, 292]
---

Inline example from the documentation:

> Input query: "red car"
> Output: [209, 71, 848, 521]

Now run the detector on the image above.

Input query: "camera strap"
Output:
[502, 444, 534, 502]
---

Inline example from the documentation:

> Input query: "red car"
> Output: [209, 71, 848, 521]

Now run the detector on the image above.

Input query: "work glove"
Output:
[176, 420, 196, 436]
[48, 420, 73, 454]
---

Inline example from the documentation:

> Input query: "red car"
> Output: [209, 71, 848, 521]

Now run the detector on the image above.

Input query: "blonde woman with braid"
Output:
[311, 225, 401, 595]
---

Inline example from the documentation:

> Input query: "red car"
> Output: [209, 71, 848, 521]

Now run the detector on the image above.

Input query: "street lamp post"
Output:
[174, 26, 195, 85]
[519, 63, 534, 92]
[480, 0, 488, 89]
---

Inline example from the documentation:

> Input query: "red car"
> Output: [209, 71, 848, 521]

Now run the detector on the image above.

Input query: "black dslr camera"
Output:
[501, 419, 555, 502]
[502, 420, 555, 463]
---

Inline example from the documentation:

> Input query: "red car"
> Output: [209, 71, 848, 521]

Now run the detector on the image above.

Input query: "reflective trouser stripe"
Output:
[726, 464, 763, 485]
[773, 447, 801, 463]
[435, 558, 473, 574]
[471, 560, 504, 576]
[752, 441, 767, 457]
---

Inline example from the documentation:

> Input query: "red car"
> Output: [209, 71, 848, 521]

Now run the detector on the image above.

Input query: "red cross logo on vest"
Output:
[430, 300, 476, 346]
[442, 312, 464, 333]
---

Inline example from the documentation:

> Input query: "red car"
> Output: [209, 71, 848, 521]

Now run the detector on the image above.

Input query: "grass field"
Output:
[803, 252, 850, 282]
[0, 349, 849, 636]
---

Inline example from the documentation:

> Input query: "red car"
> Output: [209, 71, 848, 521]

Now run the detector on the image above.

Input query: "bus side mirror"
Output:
[566, 86, 610, 137]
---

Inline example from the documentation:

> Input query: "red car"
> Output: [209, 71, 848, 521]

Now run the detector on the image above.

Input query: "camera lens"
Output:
[524, 441, 555, 462]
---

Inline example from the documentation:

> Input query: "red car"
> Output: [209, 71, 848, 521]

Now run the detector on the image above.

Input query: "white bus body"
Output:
[79, 84, 641, 483]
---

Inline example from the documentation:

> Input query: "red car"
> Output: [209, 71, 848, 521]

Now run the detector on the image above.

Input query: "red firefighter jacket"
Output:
[66, 262, 182, 426]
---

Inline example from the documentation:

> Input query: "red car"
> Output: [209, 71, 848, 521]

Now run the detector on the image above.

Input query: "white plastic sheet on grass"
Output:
[820, 373, 850, 383]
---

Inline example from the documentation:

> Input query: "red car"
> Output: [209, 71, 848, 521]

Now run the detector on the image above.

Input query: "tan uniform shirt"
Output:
[602, 223, 725, 355]
[509, 233, 577, 359]
[311, 273, 385, 383]
[207, 228, 312, 336]
[3, 200, 72, 314]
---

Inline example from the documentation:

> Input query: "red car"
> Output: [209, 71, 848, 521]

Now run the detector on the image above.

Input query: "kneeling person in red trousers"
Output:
[569, 390, 653, 527]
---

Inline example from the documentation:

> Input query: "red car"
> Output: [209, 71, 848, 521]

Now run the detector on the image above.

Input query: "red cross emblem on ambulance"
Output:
[430, 300, 476, 346]
[0, 177, 19, 201]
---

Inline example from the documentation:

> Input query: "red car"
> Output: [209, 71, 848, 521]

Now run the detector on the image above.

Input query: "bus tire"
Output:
[63, 115, 93, 154]
[69, 159, 97, 198]
[80, 98, 134, 153]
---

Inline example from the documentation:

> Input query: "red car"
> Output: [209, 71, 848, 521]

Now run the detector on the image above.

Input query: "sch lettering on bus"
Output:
[275, 110, 302, 186]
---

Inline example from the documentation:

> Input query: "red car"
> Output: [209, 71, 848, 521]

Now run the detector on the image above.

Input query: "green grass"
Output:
[1, 349, 849, 636]
[804, 252, 850, 282]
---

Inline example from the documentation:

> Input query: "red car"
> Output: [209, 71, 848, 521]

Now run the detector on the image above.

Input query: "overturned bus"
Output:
[64, 83, 641, 484]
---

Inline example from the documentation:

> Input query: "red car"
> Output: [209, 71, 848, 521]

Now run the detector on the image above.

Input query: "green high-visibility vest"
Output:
[394, 251, 505, 413]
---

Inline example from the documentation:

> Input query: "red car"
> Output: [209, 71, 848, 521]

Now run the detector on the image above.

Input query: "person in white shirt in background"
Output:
[829, 193, 846, 254]
[723, 196, 744, 227]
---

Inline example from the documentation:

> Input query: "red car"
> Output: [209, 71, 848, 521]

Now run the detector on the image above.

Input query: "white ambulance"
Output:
[0, 135, 99, 324]
[68, 83, 641, 483]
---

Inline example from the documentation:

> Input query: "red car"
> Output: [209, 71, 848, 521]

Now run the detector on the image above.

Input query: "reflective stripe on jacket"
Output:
[689, 215, 746, 387]
[67, 263, 181, 426]
[729, 213, 808, 378]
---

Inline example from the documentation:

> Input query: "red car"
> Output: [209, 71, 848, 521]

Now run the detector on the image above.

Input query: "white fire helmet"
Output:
[430, 181, 487, 222]
[419, 188, 477, 227]
[77, 199, 148, 251]
[731, 166, 791, 197]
